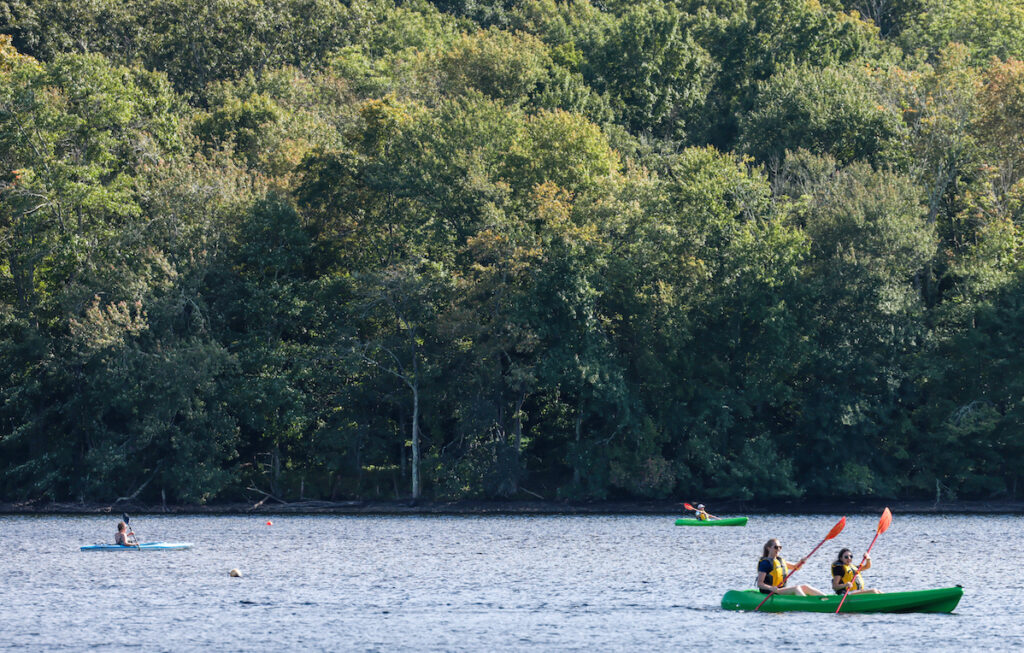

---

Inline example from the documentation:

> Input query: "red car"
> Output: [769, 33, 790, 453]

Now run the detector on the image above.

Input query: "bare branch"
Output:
[115, 463, 161, 503]
[246, 485, 288, 507]
[358, 342, 414, 390]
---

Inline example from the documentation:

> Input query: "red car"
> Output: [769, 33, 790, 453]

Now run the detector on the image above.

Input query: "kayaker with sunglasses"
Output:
[831, 548, 882, 595]
[694, 504, 711, 521]
[756, 538, 825, 596]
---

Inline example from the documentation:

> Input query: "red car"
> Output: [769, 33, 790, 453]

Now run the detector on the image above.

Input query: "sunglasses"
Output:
[772, 544, 782, 550]
[842, 554, 852, 559]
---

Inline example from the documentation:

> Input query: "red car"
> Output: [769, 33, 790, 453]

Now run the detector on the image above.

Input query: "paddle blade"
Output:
[825, 516, 847, 540]
[683, 503, 695, 511]
[122, 513, 130, 524]
[877, 507, 892, 534]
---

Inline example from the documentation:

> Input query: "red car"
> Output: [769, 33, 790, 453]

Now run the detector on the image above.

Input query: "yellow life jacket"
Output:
[832, 563, 863, 592]
[696, 510, 709, 521]
[759, 556, 788, 588]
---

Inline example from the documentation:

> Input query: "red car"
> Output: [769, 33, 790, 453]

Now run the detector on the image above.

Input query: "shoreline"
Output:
[2, 498, 1023, 516]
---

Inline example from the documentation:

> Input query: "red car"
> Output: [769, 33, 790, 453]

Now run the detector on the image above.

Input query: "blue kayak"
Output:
[80, 542, 193, 551]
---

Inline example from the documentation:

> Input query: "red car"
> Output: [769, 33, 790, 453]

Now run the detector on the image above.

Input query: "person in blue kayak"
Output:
[115, 521, 136, 546]
[694, 504, 712, 521]
[831, 548, 882, 595]
[756, 538, 825, 596]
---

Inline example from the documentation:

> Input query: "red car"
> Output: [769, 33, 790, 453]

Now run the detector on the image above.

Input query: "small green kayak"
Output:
[675, 517, 748, 526]
[721, 587, 963, 613]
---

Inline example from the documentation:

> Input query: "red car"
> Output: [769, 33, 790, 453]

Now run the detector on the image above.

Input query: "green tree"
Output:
[579, 0, 714, 139]
[776, 152, 936, 496]
[196, 67, 346, 177]
[837, 0, 923, 38]
[640, 147, 807, 499]
[1, 0, 144, 61]
[899, 0, 1024, 63]
[913, 270, 1024, 500]
[738, 61, 909, 168]
[685, 0, 887, 148]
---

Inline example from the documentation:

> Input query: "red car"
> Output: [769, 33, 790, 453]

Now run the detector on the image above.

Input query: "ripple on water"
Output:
[0, 513, 1019, 650]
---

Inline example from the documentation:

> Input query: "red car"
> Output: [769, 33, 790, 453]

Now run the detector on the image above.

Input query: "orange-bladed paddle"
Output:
[754, 516, 847, 612]
[835, 508, 892, 614]
[683, 502, 720, 519]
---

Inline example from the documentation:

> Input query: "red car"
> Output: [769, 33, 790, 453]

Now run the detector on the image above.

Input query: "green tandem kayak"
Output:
[675, 517, 748, 526]
[721, 587, 963, 613]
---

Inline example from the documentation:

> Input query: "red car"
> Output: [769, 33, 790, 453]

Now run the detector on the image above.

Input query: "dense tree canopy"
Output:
[2, 0, 1023, 505]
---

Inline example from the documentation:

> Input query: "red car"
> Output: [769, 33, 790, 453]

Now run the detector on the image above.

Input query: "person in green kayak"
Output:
[694, 504, 711, 521]
[831, 548, 881, 595]
[115, 521, 136, 546]
[756, 538, 825, 596]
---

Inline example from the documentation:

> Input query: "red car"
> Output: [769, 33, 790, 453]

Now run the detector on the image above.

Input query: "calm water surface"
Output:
[0, 514, 1020, 651]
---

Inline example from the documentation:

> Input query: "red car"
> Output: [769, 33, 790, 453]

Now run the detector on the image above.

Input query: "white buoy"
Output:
[229, 568, 242, 577]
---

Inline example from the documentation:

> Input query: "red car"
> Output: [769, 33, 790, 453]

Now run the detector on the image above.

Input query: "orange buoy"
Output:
[266, 520, 273, 526]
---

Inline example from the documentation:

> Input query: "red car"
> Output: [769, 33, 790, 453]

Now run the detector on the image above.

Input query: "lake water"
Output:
[0, 513, 1020, 650]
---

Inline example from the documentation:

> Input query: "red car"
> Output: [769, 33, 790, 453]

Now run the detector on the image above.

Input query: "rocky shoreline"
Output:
[2, 498, 1023, 515]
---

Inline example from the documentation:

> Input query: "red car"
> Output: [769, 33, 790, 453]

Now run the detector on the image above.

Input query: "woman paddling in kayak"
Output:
[115, 521, 136, 546]
[694, 504, 712, 521]
[757, 538, 825, 596]
[831, 548, 881, 595]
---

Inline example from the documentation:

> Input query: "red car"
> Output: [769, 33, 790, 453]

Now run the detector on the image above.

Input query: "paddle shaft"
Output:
[123, 513, 140, 548]
[834, 532, 881, 613]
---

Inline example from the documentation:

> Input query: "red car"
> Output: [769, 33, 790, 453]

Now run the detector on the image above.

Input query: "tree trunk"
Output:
[573, 414, 583, 487]
[512, 391, 526, 493]
[411, 383, 420, 500]
[271, 445, 281, 497]
[399, 430, 406, 480]
[355, 443, 362, 498]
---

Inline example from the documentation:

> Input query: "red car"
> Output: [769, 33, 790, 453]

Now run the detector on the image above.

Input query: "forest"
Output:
[2, 0, 1023, 505]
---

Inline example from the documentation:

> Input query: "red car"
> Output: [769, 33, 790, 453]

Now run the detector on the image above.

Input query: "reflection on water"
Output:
[0, 513, 1020, 650]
